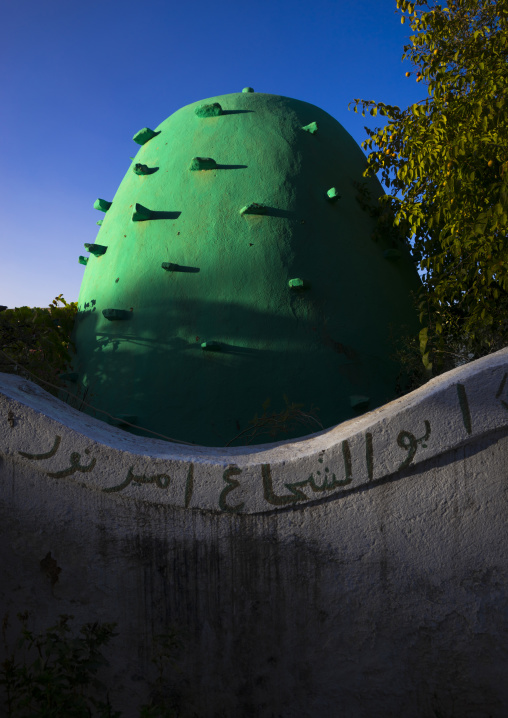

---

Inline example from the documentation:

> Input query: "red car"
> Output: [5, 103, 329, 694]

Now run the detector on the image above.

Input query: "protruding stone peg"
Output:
[133, 163, 151, 175]
[94, 198, 112, 213]
[201, 341, 222, 352]
[132, 127, 159, 145]
[350, 395, 370, 410]
[326, 187, 341, 202]
[242, 87, 254, 93]
[78, 256, 88, 266]
[288, 278, 309, 290]
[102, 308, 132, 321]
[132, 203, 153, 221]
[189, 157, 218, 171]
[383, 249, 402, 260]
[58, 372, 79, 382]
[302, 122, 318, 134]
[195, 103, 223, 118]
[96, 220, 103, 226]
[162, 262, 178, 271]
[84, 243, 107, 256]
[240, 203, 267, 216]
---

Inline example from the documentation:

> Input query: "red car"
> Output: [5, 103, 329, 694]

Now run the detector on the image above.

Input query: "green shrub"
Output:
[1, 613, 119, 717]
[0, 295, 78, 397]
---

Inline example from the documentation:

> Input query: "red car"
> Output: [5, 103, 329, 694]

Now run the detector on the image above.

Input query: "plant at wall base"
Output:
[0, 612, 120, 717]
[0, 295, 78, 396]
[1, 614, 190, 717]
[139, 628, 185, 718]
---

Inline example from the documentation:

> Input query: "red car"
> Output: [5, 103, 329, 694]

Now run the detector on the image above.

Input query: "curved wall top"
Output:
[1, 348, 508, 514]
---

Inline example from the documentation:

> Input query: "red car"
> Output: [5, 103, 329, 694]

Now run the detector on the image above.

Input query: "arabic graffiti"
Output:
[365, 432, 374, 481]
[219, 465, 244, 513]
[397, 420, 431, 470]
[47, 449, 97, 478]
[11, 369, 508, 512]
[184, 463, 194, 508]
[496, 373, 508, 411]
[262, 463, 300, 506]
[456, 383, 472, 435]
[103, 466, 171, 493]
[19, 435, 62, 460]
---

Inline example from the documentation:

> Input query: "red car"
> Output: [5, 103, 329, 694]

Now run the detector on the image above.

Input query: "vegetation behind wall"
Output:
[0, 295, 78, 397]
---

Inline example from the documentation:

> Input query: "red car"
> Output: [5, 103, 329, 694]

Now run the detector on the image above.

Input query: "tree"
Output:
[350, 0, 508, 373]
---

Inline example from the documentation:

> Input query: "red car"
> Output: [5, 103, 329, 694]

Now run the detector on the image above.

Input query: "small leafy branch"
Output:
[1, 612, 119, 717]
[0, 295, 78, 397]
[225, 396, 322, 447]
[139, 628, 184, 718]
[1, 614, 187, 718]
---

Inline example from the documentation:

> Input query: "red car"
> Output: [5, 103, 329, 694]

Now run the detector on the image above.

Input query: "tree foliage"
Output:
[350, 0, 508, 373]
[0, 295, 78, 395]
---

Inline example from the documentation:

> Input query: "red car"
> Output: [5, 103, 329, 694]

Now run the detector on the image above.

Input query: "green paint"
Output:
[396, 420, 431, 470]
[195, 103, 223, 118]
[219, 466, 244, 513]
[58, 372, 79, 382]
[189, 157, 218, 171]
[84, 244, 107, 256]
[302, 121, 318, 134]
[132, 127, 159, 145]
[103, 465, 170, 492]
[456, 383, 472, 434]
[261, 463, 302, 505]
[19, 435, 61, 460]
[72, 90, 420, 446]
[365, 432, 374, 480]
[93, 198, 112, 213]
[240, 203, 267, 215]
[184, 463, 194, 508]
[47, 450, 96, 478]
[132, 203, 153, 221]
[288, 278, 308, 290]
[350, 395, 370, 410]
[383, 249, 402, 260]
[133, 163, 151, 175]
[110, 414, 137, 426]
[326, 187, 340, 202]
[102, 309, 132, 321]
[342, 440, 353, 482]
[495, 373, 508, 411]
[285, 459, 352, 496]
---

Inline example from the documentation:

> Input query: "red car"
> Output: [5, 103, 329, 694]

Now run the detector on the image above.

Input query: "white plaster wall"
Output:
[1, 349, 508, 717]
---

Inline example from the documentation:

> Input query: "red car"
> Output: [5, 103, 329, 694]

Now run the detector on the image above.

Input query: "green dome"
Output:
[72, 90, 419, 446]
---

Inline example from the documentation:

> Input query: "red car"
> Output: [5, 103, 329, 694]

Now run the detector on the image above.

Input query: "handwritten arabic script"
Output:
[12, 374, 507, 512]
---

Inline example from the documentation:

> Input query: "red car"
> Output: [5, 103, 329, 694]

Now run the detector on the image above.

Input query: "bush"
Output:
[0, 295, 78, 397]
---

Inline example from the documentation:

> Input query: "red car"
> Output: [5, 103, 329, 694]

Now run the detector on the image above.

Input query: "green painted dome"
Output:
[71, 90, 419, 446]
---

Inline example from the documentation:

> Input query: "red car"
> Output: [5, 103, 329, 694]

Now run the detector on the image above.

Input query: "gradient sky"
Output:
[1, 0, 422, 309]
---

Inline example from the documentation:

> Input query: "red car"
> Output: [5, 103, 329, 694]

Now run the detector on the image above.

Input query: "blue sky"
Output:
[1, 0, 422, 309]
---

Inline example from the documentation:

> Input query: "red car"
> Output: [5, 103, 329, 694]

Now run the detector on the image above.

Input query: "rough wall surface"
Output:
[1, 349, 508, 717]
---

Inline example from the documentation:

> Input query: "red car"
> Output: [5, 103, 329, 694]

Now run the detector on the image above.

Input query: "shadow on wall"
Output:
[69, 292, 412, 447]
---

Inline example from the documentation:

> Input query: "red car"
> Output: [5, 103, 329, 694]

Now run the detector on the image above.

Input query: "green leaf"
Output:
[419, 327, 428, 354]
